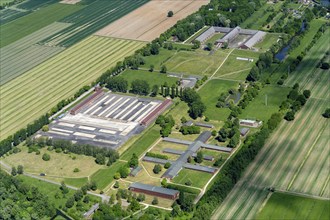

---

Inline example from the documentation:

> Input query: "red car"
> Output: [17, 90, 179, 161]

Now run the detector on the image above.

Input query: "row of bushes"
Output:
[145, 152, 169, 160]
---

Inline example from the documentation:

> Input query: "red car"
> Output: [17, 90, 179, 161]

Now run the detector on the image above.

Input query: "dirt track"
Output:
[95, 0, 209, 41]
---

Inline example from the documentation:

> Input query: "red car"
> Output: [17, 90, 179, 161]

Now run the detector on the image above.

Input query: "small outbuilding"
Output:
[240, 128, 250, 137]
[130, 166, 142, 177]
[129, 182, 179, 200]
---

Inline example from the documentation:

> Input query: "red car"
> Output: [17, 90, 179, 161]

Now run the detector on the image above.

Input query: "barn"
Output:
[129, 182, 179, 200]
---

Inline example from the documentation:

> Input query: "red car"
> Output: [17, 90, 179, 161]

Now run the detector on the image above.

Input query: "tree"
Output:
[95, 153, 106, 165]
[74, 190, 83, 201]
[167, 10, 174, 17]
[60, 182, 69, 194]
[152, 197, 159, 205]
[320, 62, 330, 70]
[303, 90, 311, 99]
[137, 194, 145, 202]
[149, 64, 154, 72]
[284, 111, 295, 121]
[119, 166, 130, 178]
[189, 100, 206, 119]
[83, 196, 90, 204]
[106, 76, 128, 93]
[195, 151, 203, 163]
[192, 40, 201, 49]
[42, 125, 49, 132]
[206, 42, 213, 51]
[131, 79, 150, 95]
[65, 197, 75, 208]
[160, 65, 167, 73]
[153, 164, 162, 174]
[17, 165, 23, 174]
[11, 167, 17, 176]
[164, 162, 171, 169]
[181, 88, 200, 104]
[322, 108, 330, 118]
[42, 153, 50, 161]
[129, 153, 139, 168]
[114, 181, 120, 189]
[151, 85, 159, 97]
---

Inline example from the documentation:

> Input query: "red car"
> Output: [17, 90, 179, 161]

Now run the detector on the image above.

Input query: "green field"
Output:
[0, 22, 70, 85]
[142, 48, 175, 70]
[120, 126, 161, 160]
[40, 0, 148, 47]
[64, 177, 89, 188]
[198, 79, 239, 121]
[2, 146, 103, 178]
[256, 192, 330, 220]
[240, 85, 290, 122]
[254, 33, 281, 52]
[90, 161, 127, 190]
[172, 168, 213, 188]
[205, 33, 224, 45]
[0, 36, 145, 140]
[0, 3, 83, 47]
[164, 50, 228, 76]
[120, 69, 179, 88]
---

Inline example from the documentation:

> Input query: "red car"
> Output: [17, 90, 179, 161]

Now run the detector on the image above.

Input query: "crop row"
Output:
[0, 36, 145, 139]
[39, 0, 148, 47]
[0, 22, 70, 85]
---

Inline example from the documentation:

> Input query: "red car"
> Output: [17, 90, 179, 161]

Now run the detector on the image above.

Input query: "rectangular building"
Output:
[129, 182, 179, 200]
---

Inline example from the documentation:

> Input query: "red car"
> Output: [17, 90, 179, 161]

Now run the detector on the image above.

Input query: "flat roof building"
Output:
[129, 182, 179, 200]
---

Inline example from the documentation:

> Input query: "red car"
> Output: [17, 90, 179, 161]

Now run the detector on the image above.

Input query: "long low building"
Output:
[129, 182, 179, 200]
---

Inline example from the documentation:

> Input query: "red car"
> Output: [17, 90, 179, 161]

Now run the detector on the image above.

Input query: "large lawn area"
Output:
[198, 79, 239, 121]
[172, 168, 213, 188]
[256, 192, 330, 220]
[240, 85, 290, 122]
[120, 69, 179, 88]
[0, 3, 83, 47]
[254, 33, 282, 52]
[142, 48, 175, 70]
[2, 146, 103, 178]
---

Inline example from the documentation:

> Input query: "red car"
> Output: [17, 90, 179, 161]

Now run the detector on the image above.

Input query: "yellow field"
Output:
[0, 36, 145, 140]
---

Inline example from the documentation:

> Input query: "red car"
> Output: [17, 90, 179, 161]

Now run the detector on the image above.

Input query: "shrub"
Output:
[42, 153, 50, 161]
[164, 162, 171, 169]
[153, 164, 162, 174]
[73, 168, 80, 173]
[152, 197, 159, 205]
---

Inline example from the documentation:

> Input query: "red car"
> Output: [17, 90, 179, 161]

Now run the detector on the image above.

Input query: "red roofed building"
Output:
[140, 99, 172, 126]
[70, 90, 103, 115]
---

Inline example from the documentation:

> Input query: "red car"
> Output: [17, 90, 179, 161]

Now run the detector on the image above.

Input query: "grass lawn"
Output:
[143, 194, 174, 208]
[256, 192, 330, 220]
[164, 50, 228, 76]
[254, 33, 282, 52]
[172, 168, 213, 188]
[64, 177, 89, 188]
[149, 141, 188, 160]
[200, 149, 230, 167]
[205, 33, 225, 45]
[126, 164, 162, 186]
[0, 3, 83, 47]
[2, 146, 103, 178]
[198, 79, 239, 121]
[120, 126, 161, 160]
[240, 85, 290, 122]
[142, 48, 175, 70]
[90, 161, 127, 190]
[142, 161, 167, 178]
[120, 69, 178, 88]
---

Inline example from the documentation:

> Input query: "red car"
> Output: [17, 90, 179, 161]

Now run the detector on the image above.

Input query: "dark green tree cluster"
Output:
[323, 108, 330, 118]
[131, 79, 150, 95]
[128, 153, 139, 168]
[105, 76, 128, 92]
[0, 171, 56, 219]
[179, 125, 201, 135]
[194, 76, 208, 89]
[160, 82, 180, 99]
[155, 115, 175, 137]
[153, 164, 162, 174]
[181, 88, 206, 119]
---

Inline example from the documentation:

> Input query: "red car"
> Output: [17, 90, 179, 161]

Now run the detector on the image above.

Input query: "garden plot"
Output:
[0, 22, 70, 85]
[0, 36, 145, 140]
[95, 0, 209, 42]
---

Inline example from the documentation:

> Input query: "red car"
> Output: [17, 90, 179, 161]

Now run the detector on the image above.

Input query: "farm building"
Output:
[130, 166, 142, 177]
[143, 156, 172, 165]
[183, 164, 217, 173]
[129, 182, 179, 200]
[141, 99, 172, 126]
[239, 119, 262, 128]
[70, 89, 104, 115]
[240, 128, 250, 137]
[195, 26, 266, 49]
[194, 122, 214, 128]
[195, 131, 212, 143]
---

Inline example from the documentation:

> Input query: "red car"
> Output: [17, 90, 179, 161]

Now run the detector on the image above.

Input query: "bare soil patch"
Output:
[95, 0, 209, 41]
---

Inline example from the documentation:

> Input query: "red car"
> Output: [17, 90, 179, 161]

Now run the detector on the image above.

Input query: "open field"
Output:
[212, 30, 330, 219]
[172, 168, 212, 188]
[164, 50, 228, 76]
[198, 79, 239, 121]
[142, 48, 175, 70]
[254, 33, 281, 52]
[0, 22, 70, 85]
[149, 141, 188, 161]
[205, 33, 224, 45]
[120, 69, 179, 88]
[95, 0, 209, 42]
[240, 85, 290, 122]
[1, 146, 103, 178]
[0, 3, 83, 47]
[256, 192, 330, 220]
[0, 36, 145, 140]
[90, 161, 127, 190]
[40, 0, 148, 47]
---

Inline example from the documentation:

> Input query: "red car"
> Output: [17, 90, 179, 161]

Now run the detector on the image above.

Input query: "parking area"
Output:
[41, 92, 167, 150]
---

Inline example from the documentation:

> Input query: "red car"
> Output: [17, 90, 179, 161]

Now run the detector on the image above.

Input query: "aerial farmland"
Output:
[0, 0, 329, 219]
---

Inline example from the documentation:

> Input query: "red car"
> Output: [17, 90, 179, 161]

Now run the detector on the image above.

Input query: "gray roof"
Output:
[143, 156, 171, 165]
[201, 143, 232, 152]
[129, 182, 179, 196]
[242, 31, 266, 48]
[216, 26, 241, 43]
[130, 166, 142, 176]
[162, 137, 193, 145]
[195, 26, 215, 42]
[183, 120, 194, 126]
[195, 122, 214, 128]
[240, 127, 250, 136]
[213, 27, 232, 33]
[163, 148, 185, 155]
[195, 131, 212, 143]
[83, 203, 99, 217]
[183, 164, 217, 173]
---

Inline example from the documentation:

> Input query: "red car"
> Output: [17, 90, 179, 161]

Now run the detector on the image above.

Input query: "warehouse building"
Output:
[129, 182, 179, 200]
